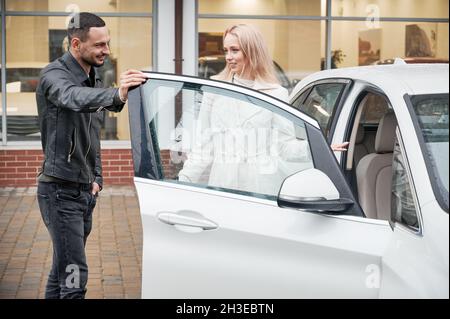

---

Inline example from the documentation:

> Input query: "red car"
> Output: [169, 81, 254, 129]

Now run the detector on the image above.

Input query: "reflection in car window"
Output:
[291, 89, 310, 111]
[360, 93, 390, 124]
[294, 83, 345, 136]
[411, 94, 449, 212]
[140, 79, 314, 200]
[391, 137, 419, 230]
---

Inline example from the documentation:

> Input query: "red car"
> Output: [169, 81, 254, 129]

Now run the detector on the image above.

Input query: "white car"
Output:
[128, 63, 448, 298]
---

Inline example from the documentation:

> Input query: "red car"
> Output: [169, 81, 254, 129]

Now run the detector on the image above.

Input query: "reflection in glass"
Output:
[331, 0, 449, 19]
[391, 138, 419, 230]
[5, 16, 151, 141]
[6, 0, 152, 13]
[141, 79, 313, 200]
[198, 19, 323, 89]
[412, 94, 449, 194]
[360, 93, 390, 124]
[332, 21, 449, 67]
[300, 83, 345, 134]
[199, 0, 322, 16]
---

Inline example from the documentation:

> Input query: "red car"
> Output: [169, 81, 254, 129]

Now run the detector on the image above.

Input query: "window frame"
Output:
[390, 127, 424, 236]
[290, 78, 353, 143]
[340, 86, 391, 170]
[0, 6, 155, 145]
[129, 72, 321, 180]
[133, 75, 317, 200]
[404, 93, 449, 214]
[128, 72, 364, 217]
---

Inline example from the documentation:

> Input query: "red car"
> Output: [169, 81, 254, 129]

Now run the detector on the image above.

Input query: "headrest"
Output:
[355, 124, 365, 144]
[375, 111, 397, 153]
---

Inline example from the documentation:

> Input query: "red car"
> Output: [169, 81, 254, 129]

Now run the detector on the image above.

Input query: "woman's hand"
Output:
[331, 142, 349, 152]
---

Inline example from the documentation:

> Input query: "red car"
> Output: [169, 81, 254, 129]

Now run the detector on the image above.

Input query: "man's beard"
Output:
[82, 54, 106, 68]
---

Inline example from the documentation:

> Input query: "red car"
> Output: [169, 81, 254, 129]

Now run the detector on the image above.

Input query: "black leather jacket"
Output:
[36, 52, 125, 188]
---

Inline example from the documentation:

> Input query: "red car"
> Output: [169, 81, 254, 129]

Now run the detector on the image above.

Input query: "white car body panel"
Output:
[294, 65, 444, 211]
[380, 202, 449, 298]
[131, 66, 449, 298]
[291, 64, 449, 97]
[287, 64, 449, 298]
[136, 178, 392, 299]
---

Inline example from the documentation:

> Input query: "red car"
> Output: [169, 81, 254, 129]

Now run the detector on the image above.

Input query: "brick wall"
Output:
[160, 149, 184, 180]
[0, 149, 134, 187]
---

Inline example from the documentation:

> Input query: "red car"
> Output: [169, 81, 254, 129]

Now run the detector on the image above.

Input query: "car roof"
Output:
[292, 64, 449, 97]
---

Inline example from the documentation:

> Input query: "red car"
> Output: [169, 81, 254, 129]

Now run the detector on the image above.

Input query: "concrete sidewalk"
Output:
[0, 186, 142, 299]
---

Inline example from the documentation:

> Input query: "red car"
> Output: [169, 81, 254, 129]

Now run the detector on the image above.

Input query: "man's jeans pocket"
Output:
[37, 193, 51, 226]
[56, 186, 82, 201]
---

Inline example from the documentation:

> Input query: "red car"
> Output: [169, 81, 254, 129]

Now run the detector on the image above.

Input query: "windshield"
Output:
[410, 94, 449, 212]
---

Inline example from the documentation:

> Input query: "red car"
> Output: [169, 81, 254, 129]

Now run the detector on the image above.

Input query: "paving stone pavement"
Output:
[0, 186, 143, 299]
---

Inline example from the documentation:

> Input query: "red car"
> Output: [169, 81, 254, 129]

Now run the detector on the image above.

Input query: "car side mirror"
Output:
[277, 168, 354, 214]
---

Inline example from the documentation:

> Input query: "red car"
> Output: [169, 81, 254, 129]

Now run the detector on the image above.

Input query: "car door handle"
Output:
[157, 211, 218, 230]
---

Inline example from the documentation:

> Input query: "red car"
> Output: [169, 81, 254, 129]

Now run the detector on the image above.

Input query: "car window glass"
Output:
[140, 79, 314, 201]
[293, 83, 345, 137]
[360, 93, 390, 124]
[410, 94, 449, 212]
[411, 94, 449, 193]
[391, 137, 419, 230]
[291, 89, 311, 110]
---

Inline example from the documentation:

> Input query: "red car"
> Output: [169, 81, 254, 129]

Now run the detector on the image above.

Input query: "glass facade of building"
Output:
[198, 0, 448, 87]
[0, 0, 153, 143]
[0, 0, 448, 145]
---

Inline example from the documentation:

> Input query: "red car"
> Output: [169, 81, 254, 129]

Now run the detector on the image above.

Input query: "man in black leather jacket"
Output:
[36, 12, 146, 299]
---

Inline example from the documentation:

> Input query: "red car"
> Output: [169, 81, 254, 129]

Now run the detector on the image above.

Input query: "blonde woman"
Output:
[178, 24, 346, 195]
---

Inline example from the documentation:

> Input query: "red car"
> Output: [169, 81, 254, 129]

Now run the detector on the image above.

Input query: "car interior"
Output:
[342, 91, 398, 221]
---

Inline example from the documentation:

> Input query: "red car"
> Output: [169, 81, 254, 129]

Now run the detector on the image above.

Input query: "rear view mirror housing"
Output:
[278, 168, 354, 214]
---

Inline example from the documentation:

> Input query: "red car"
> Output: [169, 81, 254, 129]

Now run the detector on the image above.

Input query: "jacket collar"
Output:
[61, 51, 100, 86]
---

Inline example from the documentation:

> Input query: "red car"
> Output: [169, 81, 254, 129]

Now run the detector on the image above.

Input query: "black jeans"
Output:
[37, 181, 97, 299]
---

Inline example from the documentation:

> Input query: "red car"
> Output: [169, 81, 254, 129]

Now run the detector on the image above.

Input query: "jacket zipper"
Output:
[67, 127, 77, 163]
[84, 113, 93, 182]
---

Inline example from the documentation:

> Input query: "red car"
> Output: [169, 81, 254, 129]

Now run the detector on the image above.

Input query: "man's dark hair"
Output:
[67, 12, 106, 43]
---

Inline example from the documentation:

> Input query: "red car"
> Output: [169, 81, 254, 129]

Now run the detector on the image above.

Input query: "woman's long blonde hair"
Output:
[216, 24, 279, 84]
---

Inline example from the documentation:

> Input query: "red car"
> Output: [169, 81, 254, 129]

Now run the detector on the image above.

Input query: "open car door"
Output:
[128, 73, 393, 298]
